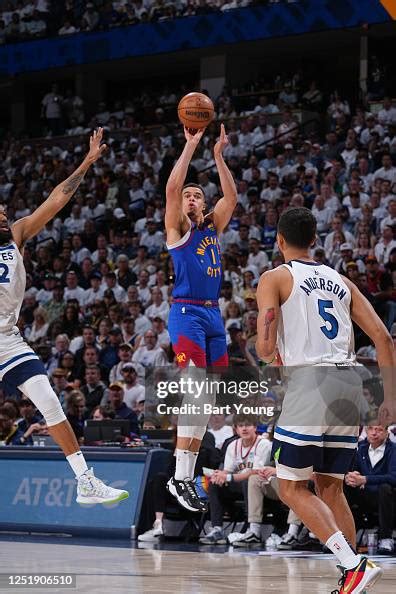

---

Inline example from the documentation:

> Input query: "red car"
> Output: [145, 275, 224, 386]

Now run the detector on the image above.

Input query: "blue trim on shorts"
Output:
[1, 358, 46, 396]
[323, 434, 358, 444]
[275, 426, 357, 444]
[272, 438, 357, 474]
[0, 352, 39, 370]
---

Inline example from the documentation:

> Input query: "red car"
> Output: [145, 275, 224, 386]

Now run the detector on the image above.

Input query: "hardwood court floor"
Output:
[0, 536, 395, 593]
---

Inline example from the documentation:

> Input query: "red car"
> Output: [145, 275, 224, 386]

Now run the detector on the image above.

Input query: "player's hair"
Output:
[182, 183, 206, 198]
[278, 207, 317, 249]
[233, 413, 258, 427]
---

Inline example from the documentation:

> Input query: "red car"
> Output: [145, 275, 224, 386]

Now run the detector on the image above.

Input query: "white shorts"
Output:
[0, 329, 39, 381]
[273, 366, 362, 481]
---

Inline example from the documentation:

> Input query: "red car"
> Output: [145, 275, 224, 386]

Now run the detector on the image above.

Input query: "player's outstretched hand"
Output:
[184, 126, 205, 145]
[87, 127, 107, 163]
[214, 123, 229, 158]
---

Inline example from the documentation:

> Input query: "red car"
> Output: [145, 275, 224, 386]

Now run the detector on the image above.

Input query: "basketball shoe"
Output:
[76, 468, 129, 504]
[331, 557, 383, 593]
[167, 477, 207, 512]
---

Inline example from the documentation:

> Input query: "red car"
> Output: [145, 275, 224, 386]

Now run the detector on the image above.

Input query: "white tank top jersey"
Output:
[0, 241, 26, 334]
[277, 260, 356, 366]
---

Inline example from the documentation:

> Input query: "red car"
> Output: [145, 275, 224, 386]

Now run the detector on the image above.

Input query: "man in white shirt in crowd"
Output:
[252, 114, 275, 149]
[63, 270, 85, 306]
[247, 238, 269, 274]
[83, 272, 104, 308]
[119, 363, 145, 410]
[312, 195, 334, 237]
[104, 272, 126, 303]
[136, 269, 152, 307]
[380, 199, 396, 232]
[374, 225, 396, 265]
[139, 219, 164, 256]
[260, 173, 283, 203]
[324, 216, 356, 255]
[200, 415, 272, 545]
[373, 153, 396, 185]
[70, 233, 91, 265]
[208, 414, 234, 449]
[145, 287, 170, 323]
[64, 204, 86, 234]
[269, 153, 292, 183]
[132, 330, 168, 368]
[109, 343, 134, 383]
[151, 316, 170, 350]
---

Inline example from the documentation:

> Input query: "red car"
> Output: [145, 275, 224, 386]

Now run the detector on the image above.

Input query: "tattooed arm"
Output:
[12, 128, 107, 248]
[256, 269, 283, 363]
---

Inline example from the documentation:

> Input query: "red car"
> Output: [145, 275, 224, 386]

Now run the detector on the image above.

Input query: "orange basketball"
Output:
[177, 92, 214, 130]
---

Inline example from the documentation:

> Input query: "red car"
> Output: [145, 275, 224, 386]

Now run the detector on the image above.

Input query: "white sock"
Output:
[153, 519, 163, 530]
[175, 449, 195, 480]
[250, 523, 261, 537]
[288, 523, 300, 538]
[66, 451, 88, 479]
[325, 531, 361, 570]
[187, 451, 199, 479]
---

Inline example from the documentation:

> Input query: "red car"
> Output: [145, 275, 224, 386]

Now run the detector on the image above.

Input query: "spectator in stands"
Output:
[132, 330, 168, 368]
[107, 382, 139, 434]
[66, 390, 86, 442]
[199, 414, 268, 545]
[0, 405, 18, 445]
[41, 83, 63, 136]
[208, 414, 234, 449]
[27, 306, 49, 344]
[12, 399, 44, 445]
[81, 365, 107, 417]
[118, 363, 145, 410]
[345, 424, 396, 554]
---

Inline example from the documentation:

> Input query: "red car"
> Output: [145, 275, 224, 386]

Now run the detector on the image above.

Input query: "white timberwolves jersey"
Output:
[277, 260, 355, 366]
[0, 241, 26, 334]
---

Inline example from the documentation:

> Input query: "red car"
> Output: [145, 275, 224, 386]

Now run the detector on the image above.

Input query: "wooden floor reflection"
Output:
[1, 538, 395, 593]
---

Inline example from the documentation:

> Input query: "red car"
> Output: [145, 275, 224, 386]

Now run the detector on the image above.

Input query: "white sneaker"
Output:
[138, 521, 164, 542]
[378, 538, 394, 554]
[76, 468, 129, 505]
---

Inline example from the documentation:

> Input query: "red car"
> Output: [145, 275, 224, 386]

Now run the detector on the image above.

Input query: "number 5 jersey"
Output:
[277, 259, 356, 366]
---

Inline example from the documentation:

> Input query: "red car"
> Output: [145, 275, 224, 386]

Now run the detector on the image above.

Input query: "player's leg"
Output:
[16, 372, 128, 504]
[315, 473, 357, 549]
[276, 445, 382, 593]
[167, 304, 209, 511]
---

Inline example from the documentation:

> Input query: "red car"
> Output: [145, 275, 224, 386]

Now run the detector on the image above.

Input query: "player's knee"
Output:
[315, 474, 344, 502]
[278, 479, 302, 505]
[18, 375, 66, 427]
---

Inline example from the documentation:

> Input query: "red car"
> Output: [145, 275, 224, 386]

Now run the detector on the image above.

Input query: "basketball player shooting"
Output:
[165, 124, 237, 512]
[256, 207, 396, 593]
[0, 128, 128, 505]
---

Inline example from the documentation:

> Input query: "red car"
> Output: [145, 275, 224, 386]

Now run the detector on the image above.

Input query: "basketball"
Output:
[177, 92, 214, 129]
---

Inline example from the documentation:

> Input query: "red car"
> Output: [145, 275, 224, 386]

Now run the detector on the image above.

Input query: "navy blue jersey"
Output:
[167, 220, 222, 301]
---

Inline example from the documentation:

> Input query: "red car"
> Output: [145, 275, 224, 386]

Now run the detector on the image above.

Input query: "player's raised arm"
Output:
[255, 270, 282, 363]
[213, 124, 237, 234]
[12, 128, 107, 248]
[165, 126, 205, 232]
[344, 277, 396, 426]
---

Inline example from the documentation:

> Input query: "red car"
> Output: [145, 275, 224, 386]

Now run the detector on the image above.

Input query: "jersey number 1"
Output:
[318, 299, 339, 340]
[0, 263, 10, 284]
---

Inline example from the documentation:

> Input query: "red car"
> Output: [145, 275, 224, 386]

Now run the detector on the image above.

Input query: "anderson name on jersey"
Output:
[277, 260, 356, 367]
